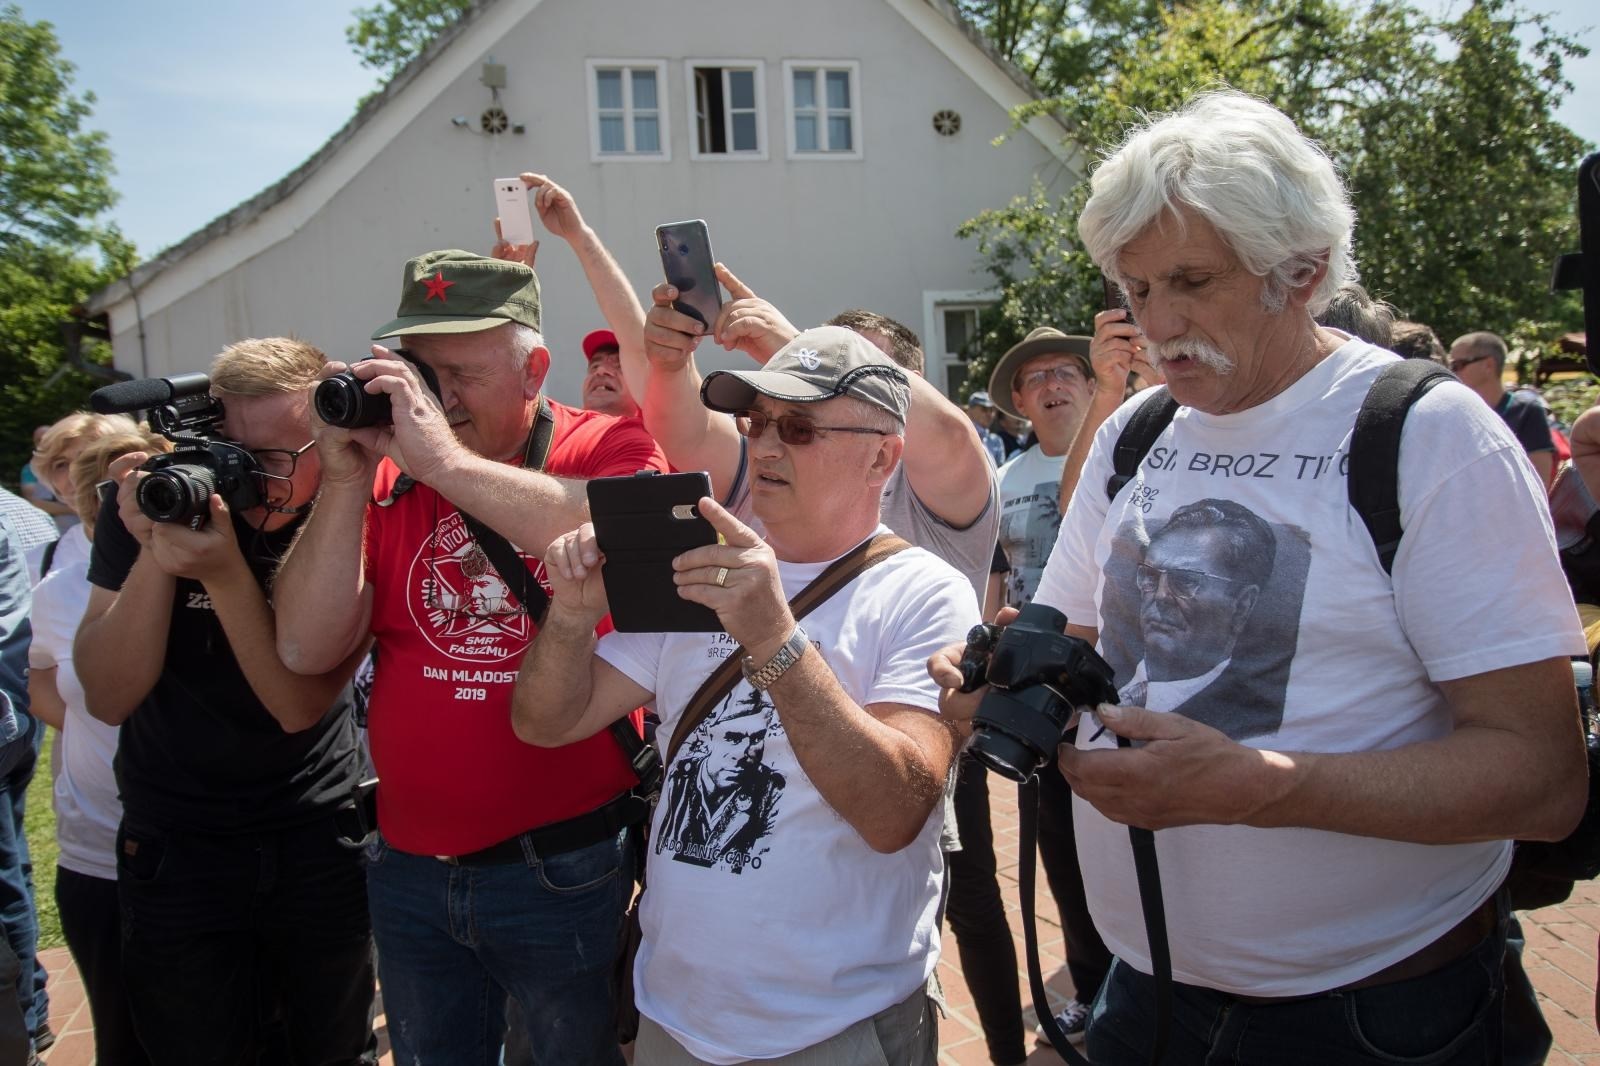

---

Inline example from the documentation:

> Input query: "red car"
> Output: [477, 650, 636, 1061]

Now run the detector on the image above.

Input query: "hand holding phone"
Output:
[588, 471, 722, 632]
[494, 178, 536, 247]
[656, 220, 723, 330]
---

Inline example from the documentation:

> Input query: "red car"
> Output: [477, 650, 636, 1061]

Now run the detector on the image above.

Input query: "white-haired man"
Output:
[274, 251, 666, 1065]
[514, 327, 978, 1065]
[935, 90, 1586, 1063]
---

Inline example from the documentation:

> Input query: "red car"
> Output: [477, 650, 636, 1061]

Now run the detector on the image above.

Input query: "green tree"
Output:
[346, 0, 474, 80]
[0, 5, 131, 487]
[955, 0, 1591, 392]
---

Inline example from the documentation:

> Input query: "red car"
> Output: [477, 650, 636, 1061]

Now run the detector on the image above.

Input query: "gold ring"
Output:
[715, 566, 730, 587]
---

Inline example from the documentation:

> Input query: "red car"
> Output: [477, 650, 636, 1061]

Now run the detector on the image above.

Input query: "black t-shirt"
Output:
[87, 492, 361, 833]
[1496, 389, 1556, 455]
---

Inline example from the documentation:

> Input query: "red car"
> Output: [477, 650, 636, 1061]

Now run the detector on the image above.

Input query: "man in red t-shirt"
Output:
[274, 250, 665, 1066]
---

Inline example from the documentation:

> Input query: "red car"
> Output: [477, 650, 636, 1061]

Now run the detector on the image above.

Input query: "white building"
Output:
[87, 0, 1076, 403]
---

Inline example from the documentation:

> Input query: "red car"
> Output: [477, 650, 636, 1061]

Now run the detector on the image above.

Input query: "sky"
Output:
[28, 0, 1600, 260]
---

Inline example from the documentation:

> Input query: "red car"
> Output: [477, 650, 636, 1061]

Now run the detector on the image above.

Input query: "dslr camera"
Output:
[314, 352, 441, 429]
[89, 372, 264, 528]
[957, 603, 1119, 781]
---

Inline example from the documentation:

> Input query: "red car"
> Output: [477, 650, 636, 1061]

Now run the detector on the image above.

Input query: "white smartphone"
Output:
[493, 178, 535, 245]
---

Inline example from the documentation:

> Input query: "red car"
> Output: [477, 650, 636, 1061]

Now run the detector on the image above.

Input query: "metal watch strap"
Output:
[742, 625, 808, 691]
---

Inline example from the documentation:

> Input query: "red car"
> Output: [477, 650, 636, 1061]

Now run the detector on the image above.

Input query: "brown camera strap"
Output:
[664, 532, 911, 765]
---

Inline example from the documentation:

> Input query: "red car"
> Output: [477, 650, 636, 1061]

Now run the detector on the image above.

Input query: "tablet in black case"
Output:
[588, 471, 723, 633]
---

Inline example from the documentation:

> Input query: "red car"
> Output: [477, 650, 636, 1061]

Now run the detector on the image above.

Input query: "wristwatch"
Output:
[742, 625, 809, 691]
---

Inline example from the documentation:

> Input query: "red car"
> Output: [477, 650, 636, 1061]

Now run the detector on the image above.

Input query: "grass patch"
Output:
[24, 728, 62, 950]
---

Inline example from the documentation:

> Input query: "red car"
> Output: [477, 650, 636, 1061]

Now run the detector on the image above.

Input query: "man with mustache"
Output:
[274, 252, 666, 1065]
[935, 90, 1586, 1064]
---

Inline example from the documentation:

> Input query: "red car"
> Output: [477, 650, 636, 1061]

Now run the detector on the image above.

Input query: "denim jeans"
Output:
[0, 713, 40, 1040]
[366, 829, 631, 1066]
[1085, 917, 1506, 1065]
[118, 814, 377, 1065]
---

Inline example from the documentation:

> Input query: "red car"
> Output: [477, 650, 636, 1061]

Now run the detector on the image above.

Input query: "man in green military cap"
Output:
[275, 249, 666, 1065]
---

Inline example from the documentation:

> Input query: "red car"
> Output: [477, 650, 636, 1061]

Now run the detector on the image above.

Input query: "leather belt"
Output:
[1230, 896, 1498, 1006]
[434, 791, 651, 867]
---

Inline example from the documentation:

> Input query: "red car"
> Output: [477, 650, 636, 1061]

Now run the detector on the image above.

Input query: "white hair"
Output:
[501, 321, 545, 370]
[1079, 90, 1355, 316]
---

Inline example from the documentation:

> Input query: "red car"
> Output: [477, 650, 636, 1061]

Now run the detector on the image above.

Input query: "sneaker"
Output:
[1036, 997, 1091, 1044]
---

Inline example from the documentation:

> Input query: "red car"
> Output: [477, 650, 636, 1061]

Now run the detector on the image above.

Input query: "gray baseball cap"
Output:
[701, 326, 910, 422]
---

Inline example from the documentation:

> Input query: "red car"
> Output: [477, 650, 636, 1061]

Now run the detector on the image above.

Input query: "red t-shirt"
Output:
[363, 401, 668, 854]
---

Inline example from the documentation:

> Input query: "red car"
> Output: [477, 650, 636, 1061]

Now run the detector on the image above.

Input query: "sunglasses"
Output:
[1448, 354, 1490, 372]
[734, 410, 892, 446]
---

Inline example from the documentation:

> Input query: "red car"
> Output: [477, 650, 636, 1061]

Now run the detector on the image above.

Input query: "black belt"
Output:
[435, 791, 652, 867]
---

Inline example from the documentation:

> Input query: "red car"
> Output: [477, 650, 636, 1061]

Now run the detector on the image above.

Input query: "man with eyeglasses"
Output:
[73, 337, 377, 1064]
[273, 251, 666, 1065]
[513, 326, 977, 1064]
[1450, 330, 1556, 488]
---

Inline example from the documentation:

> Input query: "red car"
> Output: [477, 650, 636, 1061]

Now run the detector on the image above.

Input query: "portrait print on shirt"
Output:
[655, 685, 786, 874]
[999, 476, 1062, 607]
[1096, 497, 1311, 741]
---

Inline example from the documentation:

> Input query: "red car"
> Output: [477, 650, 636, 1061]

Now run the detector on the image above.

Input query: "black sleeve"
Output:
[1513, 404, 1555, 454]
[86, 489, 141, 591]
[991, 541, 1010, 574]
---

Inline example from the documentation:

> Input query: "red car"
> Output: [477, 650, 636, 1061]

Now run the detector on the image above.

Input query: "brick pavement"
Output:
[36, 782, 1600, 1064]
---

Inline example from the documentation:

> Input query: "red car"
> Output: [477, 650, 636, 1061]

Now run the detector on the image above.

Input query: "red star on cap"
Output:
[422, 271, 455, 302]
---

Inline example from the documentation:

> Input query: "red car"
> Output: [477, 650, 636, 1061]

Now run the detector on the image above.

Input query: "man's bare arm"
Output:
[75, 559, 173, 724]
[274, 478, 374, 676]
[1059, 309, 1159, 509]
[899, 373, 993, 527]
[641, 283, 743, 496]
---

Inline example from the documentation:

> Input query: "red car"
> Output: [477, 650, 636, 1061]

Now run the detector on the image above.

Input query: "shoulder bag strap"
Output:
[1347, 360, 1452, 575]
[664, 533, 912, 765]
[1107, 387, 1180, 500]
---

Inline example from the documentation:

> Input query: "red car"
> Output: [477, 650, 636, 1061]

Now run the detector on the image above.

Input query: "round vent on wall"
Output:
[933, 110, 962, 137]
[481, 106, 510, 134]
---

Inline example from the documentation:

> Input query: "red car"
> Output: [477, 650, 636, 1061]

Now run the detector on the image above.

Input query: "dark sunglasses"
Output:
[734, 410, 892, 446]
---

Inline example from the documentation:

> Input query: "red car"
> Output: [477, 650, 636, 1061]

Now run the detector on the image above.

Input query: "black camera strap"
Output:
[1020, 762, 1171, 1065]
[449, 398, 662, 796]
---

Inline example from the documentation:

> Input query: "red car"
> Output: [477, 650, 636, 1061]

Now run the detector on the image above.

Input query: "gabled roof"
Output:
[87, 0, 1071, 316]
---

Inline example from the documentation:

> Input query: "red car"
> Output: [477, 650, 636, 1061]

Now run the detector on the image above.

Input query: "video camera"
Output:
[956, 603, 1120, 782]
[89, 373, 264, 528]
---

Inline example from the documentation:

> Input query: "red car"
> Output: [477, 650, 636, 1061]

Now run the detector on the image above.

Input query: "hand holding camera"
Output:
[313, 347, 456, 485]
[148, 493, 249, 584]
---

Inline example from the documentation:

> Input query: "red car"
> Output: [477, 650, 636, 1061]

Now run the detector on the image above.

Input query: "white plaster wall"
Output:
[106, 0, 1073, 403]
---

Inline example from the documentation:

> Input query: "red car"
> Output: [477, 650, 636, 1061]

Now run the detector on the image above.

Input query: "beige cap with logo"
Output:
[701, 326, 910, 423]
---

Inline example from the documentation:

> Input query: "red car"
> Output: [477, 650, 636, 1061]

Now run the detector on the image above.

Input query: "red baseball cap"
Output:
[582, 329, 619, 361]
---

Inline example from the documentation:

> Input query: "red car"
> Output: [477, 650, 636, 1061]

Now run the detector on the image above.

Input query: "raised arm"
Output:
[641, 283, 744, 497]
[74, 455, 176, 725]
[511, 523, 653, 746]
[1059, 309, 1159, 509]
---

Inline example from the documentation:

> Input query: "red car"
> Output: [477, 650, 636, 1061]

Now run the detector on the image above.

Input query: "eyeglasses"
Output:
[1448, 354, 1490, 372]
[734, 410, 892, 446]
[1017, 364, 1087, 391]
[1134, 563, 1244, 603]
[253, 440, 316, 479]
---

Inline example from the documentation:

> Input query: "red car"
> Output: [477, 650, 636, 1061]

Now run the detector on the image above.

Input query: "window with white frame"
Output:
[941, 305, 984, 399]
[688, 62, 765, 158]
[587, 60, 669, 159]
[784, 61, 860, 157]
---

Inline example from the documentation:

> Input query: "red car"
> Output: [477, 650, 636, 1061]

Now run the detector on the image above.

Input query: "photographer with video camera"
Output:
[933, 91, 1586, 1065]
[73, 338, 376, 1064]
[272, 251, 666, 1065]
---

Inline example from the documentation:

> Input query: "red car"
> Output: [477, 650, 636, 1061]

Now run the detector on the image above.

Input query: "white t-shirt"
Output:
[997, 445, 1069, 608]
[28, 546, 123, 881]
[599, 533, 979, 1063]
[1036, 340, 1585, 997]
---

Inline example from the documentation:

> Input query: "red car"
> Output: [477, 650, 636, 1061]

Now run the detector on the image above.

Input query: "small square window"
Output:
[587, 60, 670, 161]
[784, 61, 861, 160]
[687, 61, 767, 160]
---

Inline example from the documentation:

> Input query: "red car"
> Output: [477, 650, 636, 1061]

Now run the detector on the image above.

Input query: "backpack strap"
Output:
[1346, 360, 1454, 575]
[665, 533, 912, 765]
[1107, 387, 1179, 500]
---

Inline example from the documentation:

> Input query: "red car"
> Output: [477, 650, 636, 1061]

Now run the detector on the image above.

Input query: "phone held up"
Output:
[656, 219, 724, 330]
[494, 178, 536, 246]
[587, 470, 722, 633]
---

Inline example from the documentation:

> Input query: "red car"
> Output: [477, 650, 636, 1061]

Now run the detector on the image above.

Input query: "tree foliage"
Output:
[346, 0, 475, 79]
[955, 0, 1592, 391]
[0, 5, 131, 486]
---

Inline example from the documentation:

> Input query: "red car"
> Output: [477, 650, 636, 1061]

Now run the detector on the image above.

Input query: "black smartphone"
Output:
[588, 471, 722, 632]
[656, 219, 723, 330]
[1101, 273, 1133, 326]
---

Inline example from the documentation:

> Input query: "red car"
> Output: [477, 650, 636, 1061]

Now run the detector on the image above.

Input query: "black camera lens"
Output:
[315, 372, 391, 429]
[969, 685, 1078, 782]
[138, 463, 219, 525]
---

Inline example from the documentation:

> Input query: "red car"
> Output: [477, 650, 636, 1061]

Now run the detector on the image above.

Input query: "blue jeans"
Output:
[0, 713, 40, 1039]
[366, 830, 630, 1066]
[1086, 920, 1506, 1065]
